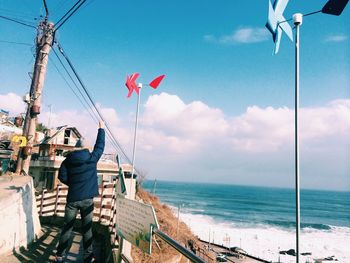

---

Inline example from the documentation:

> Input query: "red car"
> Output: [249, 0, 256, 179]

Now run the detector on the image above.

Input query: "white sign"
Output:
[116, 197, 159, 254]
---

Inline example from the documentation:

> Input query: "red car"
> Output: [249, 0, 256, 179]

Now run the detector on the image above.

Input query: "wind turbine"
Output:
[266, 0, 293, 54]
[124, 73, 165, 194]
[265, 1, 349, 262]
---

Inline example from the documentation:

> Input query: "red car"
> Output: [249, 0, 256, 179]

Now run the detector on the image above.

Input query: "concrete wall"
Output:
[0, 176, 41, 255]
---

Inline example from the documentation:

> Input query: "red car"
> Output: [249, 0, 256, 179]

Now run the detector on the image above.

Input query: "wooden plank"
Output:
[41, 208, 55, 214]
[99, 181, 105, 221]
[54, 185, 60, 215]
[43, 195, 57, 201]
[42, 202, 57, 208]
[39, 190, 46, 216]
[95, 204, 112, 209]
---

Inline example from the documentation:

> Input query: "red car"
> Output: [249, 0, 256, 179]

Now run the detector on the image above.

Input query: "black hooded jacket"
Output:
[58, 128, 105, 202]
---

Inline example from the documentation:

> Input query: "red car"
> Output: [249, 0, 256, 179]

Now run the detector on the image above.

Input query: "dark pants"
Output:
[56, 199, 94, 262]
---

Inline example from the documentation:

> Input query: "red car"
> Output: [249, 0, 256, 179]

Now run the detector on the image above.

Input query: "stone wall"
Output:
[0, 175, 41, 255]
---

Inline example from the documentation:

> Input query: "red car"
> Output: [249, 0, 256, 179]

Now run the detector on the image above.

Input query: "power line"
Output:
[51, 48, 120, 156]
[54, 0, 87, 31]
[43, 0, 49, 19]
[0, 40, 33, 46]
[53, 42, 131, 162]
[51, 49, 99, 124]
[55, 0, 82, 25]
[79, 0, 97, 13]
[0, 8, 37, 20]
[0, 14, 36, 28]
[55, 42, 136, 168]
[51, 0, 70, 20]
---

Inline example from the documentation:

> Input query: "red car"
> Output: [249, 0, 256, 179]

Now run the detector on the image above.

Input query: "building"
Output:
[29, 126, 134, 190]
[0, 111, 22, 137]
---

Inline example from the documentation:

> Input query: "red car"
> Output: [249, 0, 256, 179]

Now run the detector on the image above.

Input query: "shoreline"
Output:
[178, 209, 350, 263]
[143, 180, 350, 263]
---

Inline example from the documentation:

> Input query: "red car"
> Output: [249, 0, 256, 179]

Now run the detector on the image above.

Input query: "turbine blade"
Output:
[274, 0, 289, 14]
[274, 27, 282, 54]
[279, 19, 293, 41]
[135, 86, 140, 95]
[130, 73, 140, 82]
[322, 0, 349, 16]
[149, 75, 165, 89]
[127, 89, 133, 98]
[266, 0, 277, 34]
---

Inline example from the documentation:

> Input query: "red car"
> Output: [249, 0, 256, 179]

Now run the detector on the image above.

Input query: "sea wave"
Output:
[178, 211, 350, 263]
[263, 220, 333, 230]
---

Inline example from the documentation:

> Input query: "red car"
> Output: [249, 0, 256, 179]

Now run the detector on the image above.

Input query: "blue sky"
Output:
[1, 0, 349, 190]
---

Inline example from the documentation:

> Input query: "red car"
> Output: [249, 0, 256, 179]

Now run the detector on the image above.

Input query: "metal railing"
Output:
[36, 184, 213, 263]
[153, 228, 206, 263]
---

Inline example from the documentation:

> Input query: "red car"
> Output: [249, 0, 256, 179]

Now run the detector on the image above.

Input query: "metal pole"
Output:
[176, 203, 181, 237]
[130, 83, 141, 194]
[293, 13, 303, 263]
[152, 178, 157, 195]
[116, 237, 124, 263]
[48, 104, 52, 129]
[208, 229, 210, 250]
[153, 228, 206, 263]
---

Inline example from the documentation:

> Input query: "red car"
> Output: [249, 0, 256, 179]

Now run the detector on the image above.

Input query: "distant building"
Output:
[0, 109, 9, 121]
[29, 126, 134, 190]
[0, 110, 22, 138]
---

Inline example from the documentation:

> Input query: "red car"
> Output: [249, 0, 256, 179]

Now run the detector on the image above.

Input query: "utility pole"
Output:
[16, 18, 54, 175]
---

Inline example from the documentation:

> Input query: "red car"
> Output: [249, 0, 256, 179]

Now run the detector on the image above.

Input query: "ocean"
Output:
[142, 180, 350, 263]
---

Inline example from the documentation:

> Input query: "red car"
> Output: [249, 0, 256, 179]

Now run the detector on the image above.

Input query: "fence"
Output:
[36, 181, 118, 244]
[35, 183, 212, 263]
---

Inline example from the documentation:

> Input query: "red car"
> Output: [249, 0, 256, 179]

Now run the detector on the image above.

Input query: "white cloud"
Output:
[204, 27, 269, 45]
[1, 91, 349, 190]
[137, 94, 350, 189]
[142, 92, 229, 138]
[324, 34, 348, 42]
[230, 106, 294, 152]
[0, 93, 26, 115]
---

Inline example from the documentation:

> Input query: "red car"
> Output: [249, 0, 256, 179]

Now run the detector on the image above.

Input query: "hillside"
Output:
[131, 188, 202, 263]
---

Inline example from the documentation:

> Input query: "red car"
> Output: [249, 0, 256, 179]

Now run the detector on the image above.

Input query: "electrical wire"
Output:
[54, 0, 87, 31]
[43, 0, 49, 19]
[50, 50, 99, 124]
[53, 45, 124, 158]
[52, 47, 98, 122]
[55, 0, 82, 25]
[0, 14, 36, 28]
[50, 49, 120, 155]
[0, 40, 33, 46]
[79, 0, 97, 13]
[55, 42, 136, 170]
[51, 0, 70, 20]
[0, 8, 37, 20]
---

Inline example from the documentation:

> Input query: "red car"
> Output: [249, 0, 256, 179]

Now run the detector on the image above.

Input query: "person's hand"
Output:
[99, 121, 105, 129]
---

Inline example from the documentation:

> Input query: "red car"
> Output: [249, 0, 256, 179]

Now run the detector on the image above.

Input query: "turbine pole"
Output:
[293, 13, 303, 263]
[130, 83, 142, 194]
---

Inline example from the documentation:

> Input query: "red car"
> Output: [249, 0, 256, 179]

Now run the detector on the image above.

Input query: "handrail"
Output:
[153, 228, 206, 263]
[36, 185, 211, 263]
[120, 254, 132, 263]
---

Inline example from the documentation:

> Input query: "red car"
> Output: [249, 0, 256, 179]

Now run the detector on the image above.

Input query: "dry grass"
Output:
[131, 188, 199, 263]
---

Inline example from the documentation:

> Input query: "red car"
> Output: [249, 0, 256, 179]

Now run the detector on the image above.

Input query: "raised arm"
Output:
[91, 121, 105, 162]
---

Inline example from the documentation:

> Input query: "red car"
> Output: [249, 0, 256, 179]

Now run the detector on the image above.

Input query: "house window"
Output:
[64, 129, 71, 145]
